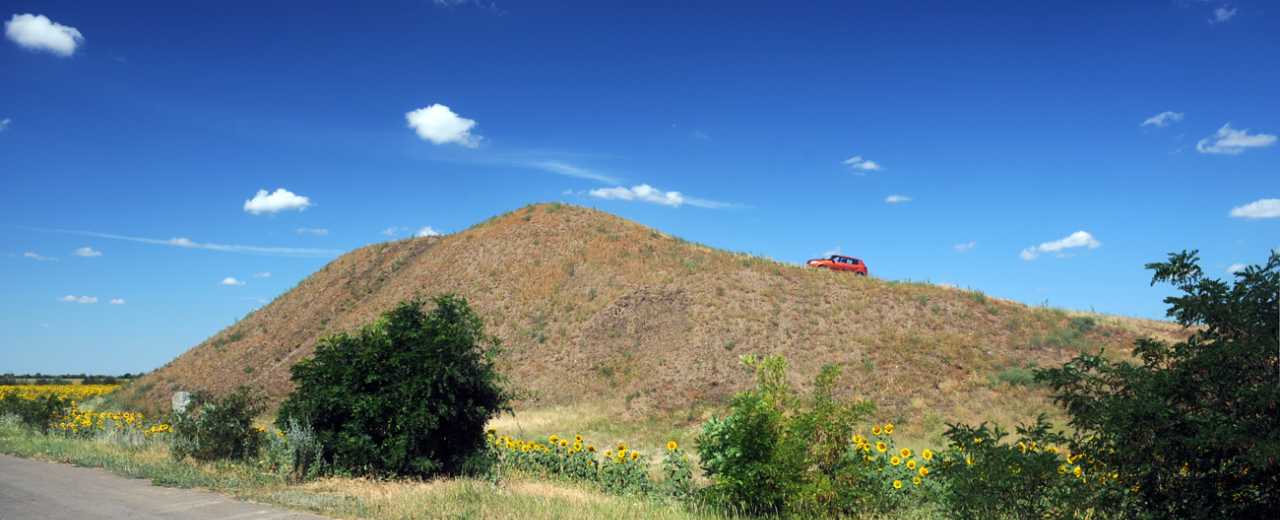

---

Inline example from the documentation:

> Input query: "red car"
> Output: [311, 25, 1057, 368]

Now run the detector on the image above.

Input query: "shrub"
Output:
[936, 416, 1107, 519]
[276, 295, 511, 477]
[696, 355, 875, 516]
[264, 416, 325, 482]
[169, 386, 265, 462]
[0, 393, 70, 433]
[1037, 250, 1280, 518]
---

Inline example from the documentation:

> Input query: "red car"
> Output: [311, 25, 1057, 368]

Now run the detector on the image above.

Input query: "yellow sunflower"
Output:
[899, 447, 912, 458]
[906, 459, 917, 470]
[884, 423, 895, 434]
[921, 449, 934, 461]
[890, 456, 902, 466]
[667, 440, 679, 452]
[892, 479, 903, 490]
[918, 466, 929, 477]
[912, 476, 922, 486]
[876, 441, 888, 453]
[871, 425, 882, 436]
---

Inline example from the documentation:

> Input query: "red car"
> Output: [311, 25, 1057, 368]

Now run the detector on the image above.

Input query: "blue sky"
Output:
[2, 1, 1277, 374]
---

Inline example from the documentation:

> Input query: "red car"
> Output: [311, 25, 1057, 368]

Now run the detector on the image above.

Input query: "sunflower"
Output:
[912, 476, 922, 486]
[605, 450, 614, 459]
[918, 466, 929, 477]
[588, 445, 596, 453]
[876, 441, 888, 453]
[852, 434, 865, 444]
[906, 459, 917, 470]
[560, 439, 569, 448]
[574, 435, 583, 443]
[667, 440, 679, 452]
[616, 442, 627, 452]
[871, 425, 882, 436]
[1073, 466, 1083, 478]
[549, 434, 560, 444]
[884, 423, 895, 434]
[892, 479, 903, 490]
[899, 447, 912, 458]
[630, 451, 640, 461]
[890, 456, 902, 466]
[921, 448, 934, 461]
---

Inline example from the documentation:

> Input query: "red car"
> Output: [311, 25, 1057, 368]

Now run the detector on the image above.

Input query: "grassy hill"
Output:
[116, 203, 1185, 435]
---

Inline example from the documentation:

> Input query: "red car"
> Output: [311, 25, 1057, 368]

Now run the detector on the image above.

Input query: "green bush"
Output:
[169, 386, 266, 462]
[1037, 250, 1280, 518]
[936, 416, 1106, 519]
[276, 295, 512, 477]
[0, 393, 70, 433]
[696, 355, 875, 516]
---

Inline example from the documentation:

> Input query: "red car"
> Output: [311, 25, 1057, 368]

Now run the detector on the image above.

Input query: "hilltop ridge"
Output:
[118, 203, 1185, 427]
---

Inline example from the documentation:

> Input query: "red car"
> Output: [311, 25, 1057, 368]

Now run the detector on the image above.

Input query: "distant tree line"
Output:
[0, 373, 140, 385]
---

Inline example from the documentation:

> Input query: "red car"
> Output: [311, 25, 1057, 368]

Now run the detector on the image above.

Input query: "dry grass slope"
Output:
[117, 203, 1187, 431]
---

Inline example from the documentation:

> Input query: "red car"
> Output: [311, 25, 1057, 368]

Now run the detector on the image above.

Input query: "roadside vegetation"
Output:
[2, 250, 1275, 519]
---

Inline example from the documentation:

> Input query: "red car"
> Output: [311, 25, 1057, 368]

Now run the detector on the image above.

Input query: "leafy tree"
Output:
[277, 295, 511, 477]
[1038, 250, 1279, 518]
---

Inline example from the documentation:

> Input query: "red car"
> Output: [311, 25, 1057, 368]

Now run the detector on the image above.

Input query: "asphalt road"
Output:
[0, 454, 329, 519]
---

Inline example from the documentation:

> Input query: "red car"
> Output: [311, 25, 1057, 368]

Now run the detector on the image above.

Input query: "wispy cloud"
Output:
[0, 118, 10, 132]
[415, 226, 441, 238]
[527, 160, 620, 184]
[885, 194, 911, 204]
[253, 272, 271, 278]
[586, 184, 734, 209]
[109, 298, 125, 305]
[1229, 198, 1280, 219]
[843, 155, 882, 173]
[1226, 263, 1247, 274]
[1196, 124, 1277, 155]
[23, 251, 56, 261]
[954, 241, 977, 253]
[72, 246, 101, 257]
[1210, 6, 1237, 24]
[244, 188, 312, 214]
[221, 277, 246, 286]
[24, 228, 341, 258]
[1141, 111, 1184, 128]
[60, 295, 97, 304]
[295, 227, 329, 236]
[1020, 231, 1101, 261]
[5, 13, 83, 57]
[406, 104, 482, 148]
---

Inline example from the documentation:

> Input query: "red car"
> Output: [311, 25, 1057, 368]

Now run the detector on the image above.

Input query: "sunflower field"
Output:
[0, 384, 170, 438]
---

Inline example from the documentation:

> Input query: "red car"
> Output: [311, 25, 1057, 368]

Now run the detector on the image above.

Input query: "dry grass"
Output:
[117, 203, 1186, 432]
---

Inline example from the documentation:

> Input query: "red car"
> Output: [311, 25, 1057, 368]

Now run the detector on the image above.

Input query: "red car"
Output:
[806, 255, 868, 275]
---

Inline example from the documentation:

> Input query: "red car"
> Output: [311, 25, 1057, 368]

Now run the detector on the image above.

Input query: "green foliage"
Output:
[0, 393, 70, 433]
[170, 386, 265, 462]
[1037, 250, 1280, 518]
[989, 365, 1040, 387]
[696, 355, 875, 516]
[277, 295, 512, 478]
[936, 417, 1105, 519]
[263, 416, 325, 482]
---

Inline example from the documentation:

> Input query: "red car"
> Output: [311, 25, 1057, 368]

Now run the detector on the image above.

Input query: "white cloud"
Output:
[23, 251, 55, 261]
[1019, 231, 1101, 261]
[885, 194, 911, 204]
[109, 298, 125, 305]
[381, 226, 407, 237]
[295, 227, 329, 236]
[253, 272, 271, 278]
[527, 160, 619, 184]
[1226, 263, 1247, 274]
[23, 228, 341, 257]
[60, 295, 97, 304]
[843, 155, 882, 172]
[954, 241, 977, 253]
[0, 118, 10, 132]
[243, 188, 312, 215]
[415, 226, 441, 238]
[1211, 6, 1237, 23]
[585, 185, 733, 209]
[221, 277, 245, 286]
[1229, 198, 1280, 219]
[1196, 124, 1277, 155]
[406, 104, 481, 147]
[5, 13, 83, 57]
[72, 246, 101, 257]
[1141, 111, 1184, 128]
